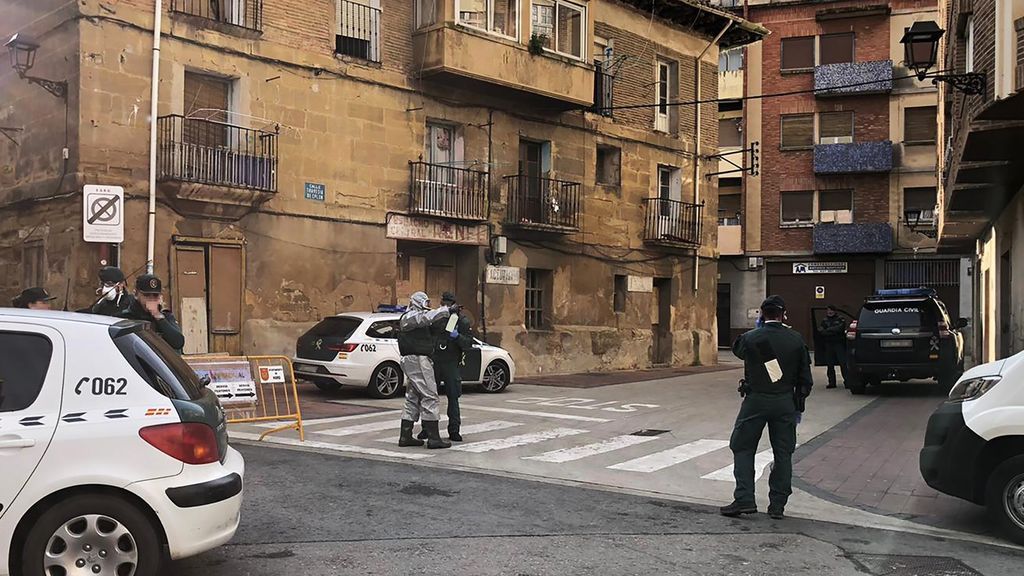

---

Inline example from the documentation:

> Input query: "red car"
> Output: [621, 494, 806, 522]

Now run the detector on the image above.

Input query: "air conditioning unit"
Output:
[836, 209, 853, 224]
[819, 210, 837, 223]
[819, 136, 853, 145]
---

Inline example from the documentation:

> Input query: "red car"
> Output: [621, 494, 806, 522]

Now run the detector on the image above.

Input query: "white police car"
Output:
[292, 309, 515, 398]
[920, 349, 1024, 544]
[0, 309, 244, 576]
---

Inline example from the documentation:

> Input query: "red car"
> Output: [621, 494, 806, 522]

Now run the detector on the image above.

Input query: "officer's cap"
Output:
[99, 266, 126, 283]
[760, 295, 786, 312]
[14, 286, 56, 306]
[136, 274, 163, 294]
[441, 291, 456, 304]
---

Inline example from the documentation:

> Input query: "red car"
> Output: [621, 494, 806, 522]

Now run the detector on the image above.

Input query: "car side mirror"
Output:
[956, 318, 969, 329]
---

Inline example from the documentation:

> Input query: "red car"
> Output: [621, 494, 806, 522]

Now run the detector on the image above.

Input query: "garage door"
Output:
[767, 261, 876, 348]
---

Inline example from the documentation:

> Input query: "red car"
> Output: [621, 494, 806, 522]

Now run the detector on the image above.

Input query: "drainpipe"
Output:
[146, 0, 163, 274]
[692, 20, 733, 293]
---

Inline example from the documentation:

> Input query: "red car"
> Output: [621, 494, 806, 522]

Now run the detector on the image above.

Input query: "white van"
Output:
[920, 350, 1024, 544]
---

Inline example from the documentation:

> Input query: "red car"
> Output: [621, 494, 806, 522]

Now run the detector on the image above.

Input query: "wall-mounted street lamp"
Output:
[903, 208, 938, 239]
[5, 33, 67, 99]
[900, 21, 986, 96]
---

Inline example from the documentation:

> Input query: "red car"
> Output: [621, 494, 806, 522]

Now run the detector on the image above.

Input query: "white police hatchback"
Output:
[292, 310, 516, 398]
[0, 310, 244, 576]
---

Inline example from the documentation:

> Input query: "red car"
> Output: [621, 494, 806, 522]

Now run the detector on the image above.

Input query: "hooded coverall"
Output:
[399, 292, 450, 422]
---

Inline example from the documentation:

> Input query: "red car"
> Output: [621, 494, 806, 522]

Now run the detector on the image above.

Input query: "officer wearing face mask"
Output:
[91, 266, 135, 317]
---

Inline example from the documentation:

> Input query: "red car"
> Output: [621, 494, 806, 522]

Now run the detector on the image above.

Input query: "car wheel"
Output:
[312, 377, 342, 393]
[480, 361, 510, 393]
[368, 362, 403, 399]
[986, 455, 1024, 546]
[21, 493, 163, 576]
[847, 374, 866, 395]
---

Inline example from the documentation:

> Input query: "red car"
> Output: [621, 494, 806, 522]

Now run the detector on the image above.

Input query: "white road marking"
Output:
[452, 428, 589, 453]
[229, 432, 434, 460]
[317, 417, 448, 437]
[607, 439, 730, 473]
[702, 447, 795, 483]
[458, 404, 613, 423]
[253, 410, 402, 429]
[523, 434, 661, 463]
[377, 420, 524, 443]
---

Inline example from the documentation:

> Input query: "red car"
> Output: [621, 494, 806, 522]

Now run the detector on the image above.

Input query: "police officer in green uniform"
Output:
[418, 292, 475, 442]
[119, 274, 185, 353]
[721, 295, 813, 520]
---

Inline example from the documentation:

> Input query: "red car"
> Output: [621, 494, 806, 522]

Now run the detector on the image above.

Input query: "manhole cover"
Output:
[849, 554, 984, 576]
[631, 429, 670, 436]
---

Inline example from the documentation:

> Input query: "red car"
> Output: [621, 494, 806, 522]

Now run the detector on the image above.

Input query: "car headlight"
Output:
[948, 375, 1001, 403]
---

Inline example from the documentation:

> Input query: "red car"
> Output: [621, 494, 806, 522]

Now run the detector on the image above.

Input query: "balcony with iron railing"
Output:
[503, 175, 581, 233]
[336, 0, 381, 62]
[814, 141, 894, 174]
[157, 115, 277, 217]
[814, 60, 893, 97]
[170, 0, 263, 32]
[643, 198, 704, 247]
[409, 162, 488, 221]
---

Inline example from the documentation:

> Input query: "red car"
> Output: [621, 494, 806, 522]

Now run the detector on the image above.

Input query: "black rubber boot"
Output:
[424, 420, 451, 449]
[399, 419, 425, 447]
[416, 428, 429, 440]
[448, 426, 463, 442]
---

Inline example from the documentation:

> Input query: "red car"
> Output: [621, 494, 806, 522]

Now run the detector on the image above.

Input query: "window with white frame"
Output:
[531, 0, 585, 59]
[458, 0, 518, 38]
[655, 59, 679, 133]
[336, 0, 381, 62]
[718, 48, 743, 72]
[415, 0, 437, 28]
[818, 111, 853, 144]
[964, 15, 975, 74]
[657, 165, 682, 216]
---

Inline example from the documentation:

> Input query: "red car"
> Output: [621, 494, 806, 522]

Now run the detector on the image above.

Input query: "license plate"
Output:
[880, 339, 913, 349]
[294, 363, 316, 372]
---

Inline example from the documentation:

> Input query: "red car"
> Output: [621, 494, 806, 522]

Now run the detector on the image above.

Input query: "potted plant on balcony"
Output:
[528, 33, 548, 56]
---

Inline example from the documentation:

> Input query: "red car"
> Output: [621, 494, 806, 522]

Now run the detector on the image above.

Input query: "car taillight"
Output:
[328, 342, 358, 353]
[846, 320, 858, 340]
[140, 423, 220, 465]
[937, 321, 951, 338]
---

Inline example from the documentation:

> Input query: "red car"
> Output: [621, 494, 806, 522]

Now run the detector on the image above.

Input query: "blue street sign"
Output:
[305, 182, 326, 202]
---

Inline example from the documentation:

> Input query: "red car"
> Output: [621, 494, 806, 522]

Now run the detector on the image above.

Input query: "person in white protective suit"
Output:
[397, 291, 459, 449]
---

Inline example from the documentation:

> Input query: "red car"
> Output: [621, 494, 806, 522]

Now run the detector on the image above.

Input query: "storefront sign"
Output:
[627, 276, 653, 293]
[386, 214, 489, 246]
[792, 262, 848, 275]
[486, 265, 520, 285]
[304, 182, 325, 201]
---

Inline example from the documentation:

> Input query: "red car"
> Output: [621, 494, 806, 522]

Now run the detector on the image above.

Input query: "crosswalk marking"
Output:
[522, 434, 661, 463]
[254, 410, 402, 429]
[377, 420, 523, 443]
[702, 448, 788, 483]
[607, 439, 729, 473]
[452, 428, 589, 453]
[317, 417, 447, 438]
[457, 404, 613, 423]
[230, 431, 434, 460]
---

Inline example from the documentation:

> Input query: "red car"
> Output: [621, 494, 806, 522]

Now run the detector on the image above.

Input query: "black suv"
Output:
[846, 288, 967, 394]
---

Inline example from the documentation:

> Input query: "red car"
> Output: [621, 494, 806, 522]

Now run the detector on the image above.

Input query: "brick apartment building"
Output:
[937, 0, 1024, 362]
[0, 0, 765, 375]
[712, 0, 973, 349]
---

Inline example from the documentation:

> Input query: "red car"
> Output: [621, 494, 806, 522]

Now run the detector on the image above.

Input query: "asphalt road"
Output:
[172, 444, 1024, 576]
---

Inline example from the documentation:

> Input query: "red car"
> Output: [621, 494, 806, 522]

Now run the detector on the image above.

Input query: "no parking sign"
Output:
[82, 185, 124, 243]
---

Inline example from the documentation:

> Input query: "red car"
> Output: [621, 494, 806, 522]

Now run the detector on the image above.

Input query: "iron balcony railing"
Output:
[171, 0, 263, 31]
[643, 198, 704, 246]
[157, 115, 278, 193]
[409, 162, 488, 221]
[593, 62, 614, 116]
[336, 0, 381, 62]
[504, 175, 581, 232]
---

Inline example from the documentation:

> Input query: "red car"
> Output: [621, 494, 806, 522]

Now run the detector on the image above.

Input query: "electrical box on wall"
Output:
[748, 256, 764, 270]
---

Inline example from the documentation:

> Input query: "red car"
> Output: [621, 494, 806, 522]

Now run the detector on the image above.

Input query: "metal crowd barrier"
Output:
[185, 354, 305, 441]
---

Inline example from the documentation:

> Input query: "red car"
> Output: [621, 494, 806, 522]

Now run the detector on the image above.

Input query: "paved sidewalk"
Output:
[793, 382, 993, 535]
[517, 362, 742, 388]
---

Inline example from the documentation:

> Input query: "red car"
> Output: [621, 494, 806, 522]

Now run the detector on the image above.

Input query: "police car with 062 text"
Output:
[291, 308, 515, 398]
[0, 309, 244, 576]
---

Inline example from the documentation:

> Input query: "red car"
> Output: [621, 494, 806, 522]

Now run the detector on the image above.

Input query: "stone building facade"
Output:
[710, 0, 972, 349]
[0, 0, 764, 375]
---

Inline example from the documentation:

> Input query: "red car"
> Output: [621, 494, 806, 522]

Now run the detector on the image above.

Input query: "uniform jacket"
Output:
[398, 304, 450, 357]
[819, 315, 849, 343]
[119, 299, 186, 352]
[91, 292, 136, 317]
[733, 322, 813, 397]
[433, 314, 475, 365]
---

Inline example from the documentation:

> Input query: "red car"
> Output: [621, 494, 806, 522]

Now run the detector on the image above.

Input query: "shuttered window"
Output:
[819, 33, 854, 65]
[183, 72, 231, 147]
[819, 189, 852, 211]
[780, 114, 814, 149]
[781, 36, 814, 70]
[819, 111, 853, 143]
[781, 191, 814, 224]
[904, 106, 937, 144]
[904, 187, 937, 221]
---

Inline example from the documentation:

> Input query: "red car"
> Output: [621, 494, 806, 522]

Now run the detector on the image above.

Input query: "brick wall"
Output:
[749, 1, 895, 254]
